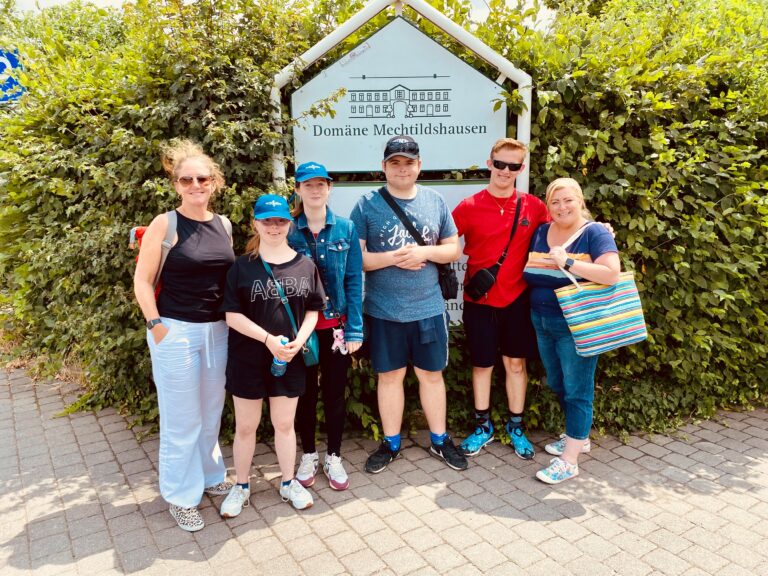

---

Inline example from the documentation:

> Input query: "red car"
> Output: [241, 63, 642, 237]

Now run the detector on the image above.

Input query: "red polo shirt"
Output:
[453, 189, 550, 308]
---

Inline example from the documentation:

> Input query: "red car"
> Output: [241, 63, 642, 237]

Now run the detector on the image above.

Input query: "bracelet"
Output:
[264, 334, 270, 346]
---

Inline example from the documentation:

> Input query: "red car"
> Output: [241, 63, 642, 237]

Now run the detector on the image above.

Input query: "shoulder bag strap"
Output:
[260, 257, 300, 338]
[217, 214, 233, 240]
[153, 210, 177, 289]
[495, 194, 523, 267]
[557, 221, 596, 290]
[379, 186, 427, 246]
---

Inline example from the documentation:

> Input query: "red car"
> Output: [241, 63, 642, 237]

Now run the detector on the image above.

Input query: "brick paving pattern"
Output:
[2, 368, 767, 575]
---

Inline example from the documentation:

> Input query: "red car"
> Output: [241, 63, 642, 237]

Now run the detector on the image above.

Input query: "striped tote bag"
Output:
[555, 271, 648, 357]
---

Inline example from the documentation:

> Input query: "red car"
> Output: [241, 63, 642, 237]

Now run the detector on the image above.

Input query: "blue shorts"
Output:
[367, 312, 449, 373]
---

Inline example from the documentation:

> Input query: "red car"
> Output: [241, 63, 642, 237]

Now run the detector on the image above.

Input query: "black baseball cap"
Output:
[383, 135, 420, 162]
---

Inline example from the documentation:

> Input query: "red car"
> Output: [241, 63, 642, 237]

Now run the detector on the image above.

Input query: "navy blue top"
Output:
[523, 223, 618, 316]
[157, 211, 235, 323]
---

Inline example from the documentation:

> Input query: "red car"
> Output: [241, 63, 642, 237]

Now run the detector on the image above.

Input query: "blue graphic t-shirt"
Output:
[523, 223, 618, 316]
[350, 185, 457, 322]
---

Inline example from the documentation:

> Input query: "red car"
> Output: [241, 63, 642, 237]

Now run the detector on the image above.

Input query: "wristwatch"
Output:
[563, 258, 575, 271]
[146, 318, 163, 330]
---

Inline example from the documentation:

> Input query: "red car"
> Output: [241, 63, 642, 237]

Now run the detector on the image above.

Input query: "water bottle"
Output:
[270, 337, 289, 377]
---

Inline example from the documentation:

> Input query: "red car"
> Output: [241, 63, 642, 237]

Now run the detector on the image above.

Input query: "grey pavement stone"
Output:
[6, 373, 768, 576]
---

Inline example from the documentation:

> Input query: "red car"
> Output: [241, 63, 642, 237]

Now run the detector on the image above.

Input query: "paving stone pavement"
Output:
[2, 367, 768, 576]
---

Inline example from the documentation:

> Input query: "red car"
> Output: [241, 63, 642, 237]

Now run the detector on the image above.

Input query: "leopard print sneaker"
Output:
[169, 504, 204, 532]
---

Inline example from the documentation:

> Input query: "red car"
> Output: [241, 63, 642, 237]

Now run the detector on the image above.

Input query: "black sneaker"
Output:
[430, 436, 469, 471]
[365, 442, 399, 474]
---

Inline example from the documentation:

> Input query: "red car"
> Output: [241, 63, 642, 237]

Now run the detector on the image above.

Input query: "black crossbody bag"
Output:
[464, 194, 523, 301]
[378, 186, 458, 300]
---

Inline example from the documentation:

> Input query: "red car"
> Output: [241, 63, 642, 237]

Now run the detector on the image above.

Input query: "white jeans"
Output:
[147, 317, 228, 507]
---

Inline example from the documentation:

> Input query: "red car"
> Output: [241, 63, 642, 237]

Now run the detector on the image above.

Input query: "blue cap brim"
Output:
[254, 212, 293, 221]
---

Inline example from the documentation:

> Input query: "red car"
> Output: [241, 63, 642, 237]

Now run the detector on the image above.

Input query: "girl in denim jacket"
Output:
[288, 162, 364, 491]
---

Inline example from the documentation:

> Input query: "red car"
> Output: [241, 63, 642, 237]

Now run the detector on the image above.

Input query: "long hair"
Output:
[290, 189, 304, 219]
[245, 225, 260, 258]
[544, 177, 592, 219]
[160, 139, 225, 193]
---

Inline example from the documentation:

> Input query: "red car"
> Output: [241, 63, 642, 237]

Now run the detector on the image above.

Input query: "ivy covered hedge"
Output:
[1, 0, 766, 438]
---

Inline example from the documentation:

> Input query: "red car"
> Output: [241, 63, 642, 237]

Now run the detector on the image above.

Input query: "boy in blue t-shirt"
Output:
[350, 136, 468, 474]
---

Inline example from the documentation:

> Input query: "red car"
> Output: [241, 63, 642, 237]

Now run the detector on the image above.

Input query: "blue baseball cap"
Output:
[253, 194, 293, 220]
[295, 162, 332, 183]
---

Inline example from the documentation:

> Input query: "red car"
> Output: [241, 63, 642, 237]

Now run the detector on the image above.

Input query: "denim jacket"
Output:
[287, 209, 364, 342]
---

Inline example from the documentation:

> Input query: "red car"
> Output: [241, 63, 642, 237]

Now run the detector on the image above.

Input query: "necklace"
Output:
[489, 192, 514, 215]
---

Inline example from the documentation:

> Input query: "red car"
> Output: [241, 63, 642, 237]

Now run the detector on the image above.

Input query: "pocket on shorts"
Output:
[418, 317, 437, 344]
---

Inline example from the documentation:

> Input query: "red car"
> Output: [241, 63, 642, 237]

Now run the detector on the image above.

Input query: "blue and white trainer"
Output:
[545, 434, 591, 456]
[507, 422, 535, 460]
[460, 424, 494, 456]
[536, 457, 579, 484]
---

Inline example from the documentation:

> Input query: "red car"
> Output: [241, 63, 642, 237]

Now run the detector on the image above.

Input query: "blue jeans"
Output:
[147, 317, 228, 507]
[531, 311, 598, 440]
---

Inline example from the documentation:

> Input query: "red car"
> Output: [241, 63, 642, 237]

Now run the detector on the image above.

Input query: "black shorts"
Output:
[225, 351, 306, 400]
[462, 290, 538, 368]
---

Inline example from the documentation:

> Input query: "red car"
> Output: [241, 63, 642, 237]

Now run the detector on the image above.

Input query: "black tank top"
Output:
[156, 211, 235, 323]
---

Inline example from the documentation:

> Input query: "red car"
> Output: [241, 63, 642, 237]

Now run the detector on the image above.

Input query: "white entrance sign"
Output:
[291, 17, 507, 172]
[328, 180, 503, 323]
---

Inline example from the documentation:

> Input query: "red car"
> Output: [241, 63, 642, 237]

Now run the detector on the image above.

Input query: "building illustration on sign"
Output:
[349, 83, 451, 118]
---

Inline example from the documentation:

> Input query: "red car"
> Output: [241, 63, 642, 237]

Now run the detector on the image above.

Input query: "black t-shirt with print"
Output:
[221, 252, 326, 370]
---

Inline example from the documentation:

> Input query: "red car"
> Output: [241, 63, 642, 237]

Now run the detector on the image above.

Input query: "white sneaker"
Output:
[545, 434, 592, 456]
[296, 452, 319, 487]
[220, 484, 250, 518]
[279, 479, 313, 510]
[323, 453, 350, 491]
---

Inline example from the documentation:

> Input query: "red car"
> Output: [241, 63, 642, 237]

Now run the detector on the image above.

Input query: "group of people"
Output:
[133, 136, 620, 532]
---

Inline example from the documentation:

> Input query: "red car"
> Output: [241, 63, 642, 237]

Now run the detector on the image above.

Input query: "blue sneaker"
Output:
[536, 457, 579, 484]
[460, 424, 494, 456]
[506, 422, 535, 460]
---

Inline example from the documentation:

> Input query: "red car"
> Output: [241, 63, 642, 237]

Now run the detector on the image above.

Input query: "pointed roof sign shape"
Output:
[270, 0, 532, 191]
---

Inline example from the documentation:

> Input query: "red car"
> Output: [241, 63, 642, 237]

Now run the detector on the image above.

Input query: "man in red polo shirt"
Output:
[452, 138, 548, 459]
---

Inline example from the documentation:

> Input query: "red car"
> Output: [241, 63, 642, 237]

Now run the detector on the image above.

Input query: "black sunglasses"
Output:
[491, 159, 523, 172]
[176, 175, 212, 186]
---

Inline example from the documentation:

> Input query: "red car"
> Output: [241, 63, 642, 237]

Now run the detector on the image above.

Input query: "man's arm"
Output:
[390, 234, 460, 269]
[360, 239, 397, 272]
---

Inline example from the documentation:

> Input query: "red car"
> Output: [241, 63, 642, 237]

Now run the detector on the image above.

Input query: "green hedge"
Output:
[1, 0, 766, 438]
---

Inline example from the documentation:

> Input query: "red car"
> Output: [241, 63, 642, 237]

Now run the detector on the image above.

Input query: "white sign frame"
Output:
[271, 0, 533, 191]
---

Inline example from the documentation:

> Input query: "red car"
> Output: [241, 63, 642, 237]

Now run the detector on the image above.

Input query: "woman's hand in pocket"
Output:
[151, 323, 170, 345]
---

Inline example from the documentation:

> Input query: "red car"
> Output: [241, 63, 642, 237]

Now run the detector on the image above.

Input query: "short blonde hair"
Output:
[490, 138, 528, 157]
[545, 177, 592, 219]
[160, 139, 225, 193]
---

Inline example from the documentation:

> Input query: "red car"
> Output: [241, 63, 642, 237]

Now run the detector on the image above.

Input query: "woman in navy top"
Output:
[523, 178, 620, 484]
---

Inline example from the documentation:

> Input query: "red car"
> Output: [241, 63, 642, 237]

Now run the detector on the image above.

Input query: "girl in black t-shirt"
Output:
[219, 195, 326, 517]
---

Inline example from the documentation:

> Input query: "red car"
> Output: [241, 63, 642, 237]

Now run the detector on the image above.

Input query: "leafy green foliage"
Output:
[1, 0, 766, 440]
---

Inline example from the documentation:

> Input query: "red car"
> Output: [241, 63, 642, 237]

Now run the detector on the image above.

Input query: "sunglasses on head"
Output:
[176, 175, 212, 187]
[491, 159, 523, 172]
